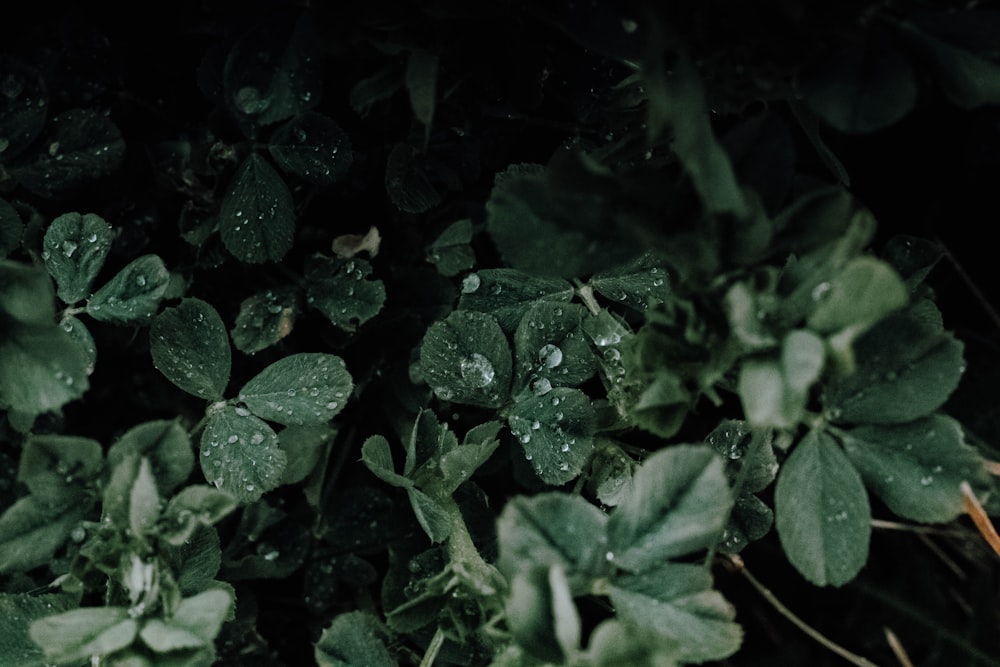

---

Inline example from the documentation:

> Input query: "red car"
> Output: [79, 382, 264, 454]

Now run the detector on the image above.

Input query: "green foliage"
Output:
[2, 3, 999, 666]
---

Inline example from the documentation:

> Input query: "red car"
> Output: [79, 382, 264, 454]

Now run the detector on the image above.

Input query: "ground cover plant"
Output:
[2, 0, 1000, 665]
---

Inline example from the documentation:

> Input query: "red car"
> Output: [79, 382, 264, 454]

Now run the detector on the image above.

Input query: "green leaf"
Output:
[361, 435, 412, 489]
[167, 527, 222, 596]
[497, 492, 609, 580]
[0, 592, 77, 667]
[807, 257, 908, 334]
[509, 388, 596, 485]
[606, 445, 731, 573]
[278, 424, 335, 486]
[426, 218, 475, 277]
[219, 154, 295, 263]
[107, 420, 194, 496]
[842, 415, 990, 523]
[0, 57, 47, 161]
[881, 235, 943, 291]
[405, 50, 438, 131]
[231, 286, 300, 355]
[585, 442, 637, 507]
[304, 256, 386, 332]
[406, 408, 458, 478]
[315, 611, 397, 667]
[349, 65, 403, 117]
[0, 198, 23, 259]
[0, 322, 89, 415]
[609, 563, 742, 663]
[419, 310, 512, 408]
[224, 14, 324, 137]
[512, 301, 596, 394]
[59, 315, 96, 375]
[588, 253, 671, 313]
[1, 260, 54, 324]
[0, 496, 85, 574]
[102, 455, 161, 537]
[29, 607, 137, 665]
[775, 430, 870, 586]
[8, 109, 125, 199]
[705, 420, 778, 495]
[238, 352, 352, 425]
[821, 308, 965, 424]
[139, 589, 232, 652]
[268, 111, 352, 186]
[903, 10, 1000, 109]
[160, 486, 239, 547]
[150, 298, 231, 401]
[720, 494, 774, 554]
[505, 565, 580, 664]
[800, 38, 917, 133]
[385, 142, 442, 214]
[437, 423, 501, 495]
[721, 111, 796, 214]
[18, 434, 103, 503]
[200, 406, 287, 503]
[41, 212, 114, 304]
[458, 268, 574, 333]
[629, 370, 691, 438]
[405, 487, 451, 543]
[86, 254, 170, 324]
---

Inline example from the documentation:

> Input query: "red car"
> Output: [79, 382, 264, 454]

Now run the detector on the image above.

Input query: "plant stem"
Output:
[419, 626, 447, 667]
[727, 555, 882, 667]
[442, 496, 507, 597]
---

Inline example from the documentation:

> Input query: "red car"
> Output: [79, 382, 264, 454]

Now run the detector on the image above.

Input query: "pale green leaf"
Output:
[419, 310, 512, 408]
[807, 257, 908, 334]
[18, 434, 103, 500]
[315, 611, 396, 667]
[607, 445, 731, 573]
[842, 415, 990, 523]
[107, 420, 194, 496]
[41, 212, 114, 304]
[0, 496, 85, 574]
[1, 256, 56, 325]
[219, 154, 295, 263]
[405, 487, 451, 543]
[150, 298, 231, 401]
[238, 352, 352, 425]
[199, 406, 287, 503]
[160, 486, 239, 546]
[0, 592, 77, 667]
[775, 430, 870, 586]
[29, 607, 137, 665]
[0, 322, 89, 415]
[505, 565, 579, 664]
[610, 563, 742, 662]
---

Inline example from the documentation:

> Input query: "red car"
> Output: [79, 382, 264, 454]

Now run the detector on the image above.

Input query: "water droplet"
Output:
[532, 377, 552, 395]
[325, 401, 339, 410]
[287, 388, 296, 397]
[560, 442, 570, 452]
[652, 277, 664, 287]
[524, 450, 533, 459]
[811, 282, 832, 301]
[246, 483, 256, 492]
[558, 462, 569, 471]
[62, 240, 78, 258]
[136, 275, 146, 287]
[235, 407, 251, 417]
[460, 353, 495, 387]
[531, 420, 541, 430]
[605, 551, 615, 562]
[538, 343, 563, 368]
[88, 233, 98, 243]
[251, 433, 265, 445]
[920, 476, 934, 486]
[227, 435, 239, 444]
[551, 395, 561, 406]
[461, 273, 481, 293]
[520, 434, 531, 444]
[489, 283, 502, 295]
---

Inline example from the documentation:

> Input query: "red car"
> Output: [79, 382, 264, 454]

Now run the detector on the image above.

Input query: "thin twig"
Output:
[883, 627, 915, 667]
[727, 555, 882, 667]
[961, 481, 1000, 559]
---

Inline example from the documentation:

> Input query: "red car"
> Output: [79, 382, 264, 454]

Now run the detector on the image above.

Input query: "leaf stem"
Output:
[419, 626, 447, 667]
[727, 555, 882, 667]
[961, 481, 1000, 559]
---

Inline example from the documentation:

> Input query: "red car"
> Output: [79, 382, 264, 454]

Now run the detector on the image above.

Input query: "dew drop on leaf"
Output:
[537, 343, 563, 368]
[461, 273, 481, 294]
[459, 353, 495, 387]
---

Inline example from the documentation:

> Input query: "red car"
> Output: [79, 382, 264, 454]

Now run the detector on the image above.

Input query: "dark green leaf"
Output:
[349, 65, 403, 117]
[18, 434, 103, 502]
[705, 420, 778, 495]
[315, 611, 397, 667]
[881, 235, 943, 291]
[610, 563, 742, 662]
[509, 388, 595, 486]
[458, 268, 574, 333]
[219, 154, 295, 263]
[437, 424, 501, 494]
[607, 445, 731, 573]
[385, 142, 442, 214]
[588, 253, 671, 314]
[107, 420, 194, 496]
[427, 218, 475, 277]
[200, 406, 287, 503]
[0, 496, 85, 574]
[800, 39, 917, 133]
[903, 10, 1000, 108]
[788, 100, 851, 186]
[361, 435, 412, 488]
[278, 424, 335, 486]
[722, 111, 796, 213]
[497, 492, 609, 580]
[0, 592, 77, 667]
[0, 322, 89, 415]
[238, 352, 352, 425]
[30, 608, 137, 666]
[0, 198, 22, 258]
[150, 298, 231, 401]
[406, 409, 459, 479]
[585, 441, 637, 507]
[304, 256, 386, 332]
[224, 14, 324, 137]
[167, 527, 222, 596]
[806, 257, 908, 334]
[513, 301, 596, 393]
[59, 315, 96, 375]
[842, 415, 990, 523]
[629, 370, 691, 438]
[775, 430, 870, 586]
[821, 308, 965, 424]
[405, 50, 438, 130]
[0, 57, 48, 161]
[41, 212, 114, 304]
[719, 494, 774, 554]
[87, 254, 170, 324]
[419, 310, 512, 408]
[268, 111, 352, 186]
[1, 259, 54, 322]
[231, 286, 300, 355]
[8, 109, 125, 199]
